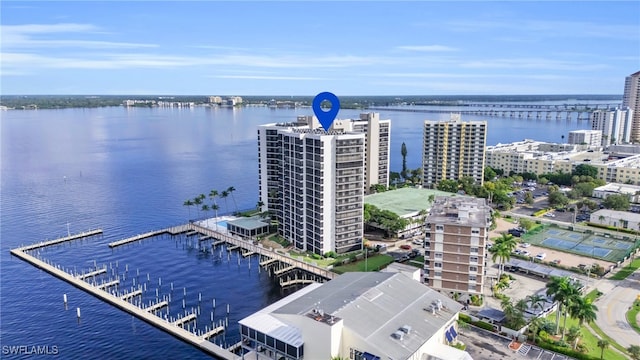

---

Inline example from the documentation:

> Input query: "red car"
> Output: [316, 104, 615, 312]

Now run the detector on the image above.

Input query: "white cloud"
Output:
[210, 75, 325, 81]
[1, 23, 158, 49]
[396, 45, 459, 52]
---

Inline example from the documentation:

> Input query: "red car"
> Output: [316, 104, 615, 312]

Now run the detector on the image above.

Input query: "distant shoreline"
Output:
[0, 94, 623, 111]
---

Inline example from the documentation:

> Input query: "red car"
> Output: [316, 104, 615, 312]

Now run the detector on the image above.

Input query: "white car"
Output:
[412, 239, 423, 246]
[535, 253, 547, 260]
[521, 243, 531, 248]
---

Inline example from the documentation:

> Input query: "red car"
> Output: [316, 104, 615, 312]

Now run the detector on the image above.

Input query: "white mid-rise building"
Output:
[590, 107, 633, 145]
[422, 114, 487, 187]
[568, 129, 602, 148]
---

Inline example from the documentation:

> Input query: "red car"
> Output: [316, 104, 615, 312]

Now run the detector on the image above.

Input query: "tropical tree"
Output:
[201, 204, 210, 218]
[209, 189, 219, 210]
[401, 142, 408, 180]
[565, 325, 582, 350]
[545, 276, 580, 339]
[211, 204, 220, 230]
[194, 195, 204, 218]
[569, 296, 597, 327]
[527, 316, 544, 344]
[220, 190, 230, 213]
[490, 233, 518, 280]
[627, 345, 640, 360]
[256, 200, 265, 212]
[183, 199, 194, 219]
[597, 339, 609, 359]
[227, 186, 238, 213]
[526, 294, 546, 315]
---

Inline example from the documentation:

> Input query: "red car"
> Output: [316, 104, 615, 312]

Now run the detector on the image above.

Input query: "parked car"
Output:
[535, 253, 547, 260]
[400, 244, 412, 250]
[521, 242, 531, 248]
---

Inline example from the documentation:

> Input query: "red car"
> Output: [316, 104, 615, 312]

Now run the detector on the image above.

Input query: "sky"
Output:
[1, 1, 639, 95]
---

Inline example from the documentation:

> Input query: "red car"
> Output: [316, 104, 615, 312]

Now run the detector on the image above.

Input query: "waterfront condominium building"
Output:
[257, 117, 367, 255]
[567, 129, 602, 147]
[422, 114, 487, 188]
[423, 196, 491, 296]
[590, 107, 633, 146]
[623, 71, 640, 142]
[331, 112, 391, 192]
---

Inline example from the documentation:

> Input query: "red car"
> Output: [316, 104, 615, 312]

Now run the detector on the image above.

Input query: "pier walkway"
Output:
[17, 229, 103, 251]
[108, 224, 190, 248]
[189, 223, 337, 281]
[9, 248, 237, 360]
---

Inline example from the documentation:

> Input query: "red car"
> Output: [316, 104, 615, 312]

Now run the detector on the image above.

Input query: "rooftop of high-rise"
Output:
[427, 196, 491, 228]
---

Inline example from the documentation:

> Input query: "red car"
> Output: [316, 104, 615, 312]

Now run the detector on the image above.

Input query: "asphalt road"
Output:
[592, 271, 640, 349]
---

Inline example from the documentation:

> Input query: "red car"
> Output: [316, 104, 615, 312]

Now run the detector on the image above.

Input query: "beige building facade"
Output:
[423, 196, 491, 296]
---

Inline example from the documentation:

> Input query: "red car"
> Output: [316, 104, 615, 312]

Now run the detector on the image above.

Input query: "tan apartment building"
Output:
[622, 70, 640, 142]
[422, 114, 487, 188]
[423, 196, 491, 296]
[485, 140, 640, 185]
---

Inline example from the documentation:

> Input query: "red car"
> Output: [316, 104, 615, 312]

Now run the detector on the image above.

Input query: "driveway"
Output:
[592, 272, 640, 349]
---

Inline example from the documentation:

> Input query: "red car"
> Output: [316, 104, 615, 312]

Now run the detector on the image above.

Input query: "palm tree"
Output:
[526, 294, 547, 315]
[565, 326, 581, 350]
[569, 296, 597, 327]
[597, 339, 609, 359]
[201, 204, 210, 217]
[515, 298, 529, 313]
[194, 195, 204, 218]
[256, 200, 265, 212]
[209, 189, 219, 209]
[490, 233, 518, 280]
[211, 204, 220, 230]
[227, 186, 238, 213]
[546, 276, 580, 339]
[528, 316, 544, 344]
[627, 345, 640, 360]
[220, 190, 230, 214]
[183, 199, 194, 219]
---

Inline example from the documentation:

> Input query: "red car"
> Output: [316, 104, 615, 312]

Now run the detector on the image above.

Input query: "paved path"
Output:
[592, 271, 640, 349]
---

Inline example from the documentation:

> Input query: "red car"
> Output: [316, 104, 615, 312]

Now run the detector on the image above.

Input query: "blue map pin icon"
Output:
[312, 92, 340, 131]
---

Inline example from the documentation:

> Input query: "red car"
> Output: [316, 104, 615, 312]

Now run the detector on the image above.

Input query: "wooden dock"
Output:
[77, 267, 107, 280]
[144, 300, 168, 313]
[108, 224, 193, 248]
[273, 265, 295, 276]
[121, 289, 143, 301]
[9, 248, 236, 360]
[189, 222, 337, 281]
[96, 279, 119, 290]
[108, 230, 166, 248]
[17, 229, 103, 251]
[202, 326, 224, 339]
[172, 313, 197, 327]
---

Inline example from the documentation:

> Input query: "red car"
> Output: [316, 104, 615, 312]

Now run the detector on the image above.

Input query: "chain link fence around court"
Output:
[520, 223, 639, 263]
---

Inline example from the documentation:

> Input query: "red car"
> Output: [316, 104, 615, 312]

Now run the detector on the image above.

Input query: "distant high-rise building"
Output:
[590, 108, 633, 146]
[568, 129, 602, 147]
[423, 196, 491, 295]
[622, 71, 640, 142]
[422, 114, 487, 188]
[257, 114, 389, 254]
[332, 113, 391, 192]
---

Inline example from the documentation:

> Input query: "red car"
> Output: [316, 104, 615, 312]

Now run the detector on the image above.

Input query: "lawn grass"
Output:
[588, 319, 631, 356]
[610, 258, 640, 280]
[332, 254, 394, 274]
[544, 312, 627, 360]
[626, 300, 640, 335]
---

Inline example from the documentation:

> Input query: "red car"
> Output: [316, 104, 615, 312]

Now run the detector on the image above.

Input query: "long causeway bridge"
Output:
[368, 102, 621, 121]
